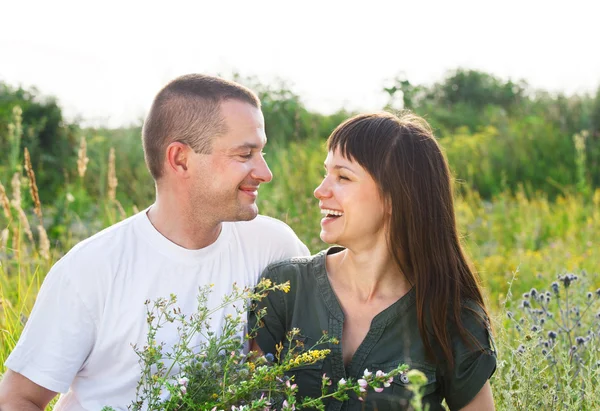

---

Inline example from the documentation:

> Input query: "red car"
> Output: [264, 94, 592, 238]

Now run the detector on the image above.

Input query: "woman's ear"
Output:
[384, 195, 393, 216]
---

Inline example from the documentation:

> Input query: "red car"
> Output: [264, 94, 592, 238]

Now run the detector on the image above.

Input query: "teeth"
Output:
[321, 209, 344, 216]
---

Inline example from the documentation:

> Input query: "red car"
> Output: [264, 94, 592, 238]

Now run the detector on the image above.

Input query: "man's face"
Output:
[188, 100, 272, 223]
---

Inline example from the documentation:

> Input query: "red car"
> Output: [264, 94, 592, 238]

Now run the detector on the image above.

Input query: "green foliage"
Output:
[0, 82, 77, 201]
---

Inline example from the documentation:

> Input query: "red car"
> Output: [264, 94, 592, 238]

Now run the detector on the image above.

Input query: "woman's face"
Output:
[314, 149, 388, 249]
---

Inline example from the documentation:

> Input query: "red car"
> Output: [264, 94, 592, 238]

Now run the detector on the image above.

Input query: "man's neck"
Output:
[146, 202, 222, 250]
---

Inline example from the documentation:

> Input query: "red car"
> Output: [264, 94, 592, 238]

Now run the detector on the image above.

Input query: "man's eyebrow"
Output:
[230, 143, 263, 151]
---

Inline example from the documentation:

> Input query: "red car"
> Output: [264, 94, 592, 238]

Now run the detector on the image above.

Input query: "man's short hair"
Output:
[142, 74, 261, 181]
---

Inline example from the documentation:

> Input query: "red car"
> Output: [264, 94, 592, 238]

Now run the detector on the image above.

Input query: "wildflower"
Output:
[376, 370, 386, 378]
[559, 273, 577, 288]
[265, 353, 275, 362]
[363, 369, 373, 378]
[551, 282, 559, 294]
[517, 345, 525, 354]
[522, 300, 530, 308]
[282, 400, 295, 410]
[523, 292, 530, 299]
[358, 378, 368, 392]
[548, 331, 557, 340]
[530, 288, 538, 298]
[542, 384, 549, 390]
[542, 349, 547, 355]
[576, 336, 586, 345]
[338, 378, 347, 386]
[531, 326, 539, 332]
[506, 311, 513, 319]
[406, 369, 428, 386]
[374, 387, 384, 393]
[588, 292, 593, 300]
[180, 385, 187, 395]
[178, 377, 189, 386]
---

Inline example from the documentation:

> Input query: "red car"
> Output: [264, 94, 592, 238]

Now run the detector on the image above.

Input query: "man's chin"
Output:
[236, 205, 259, 221]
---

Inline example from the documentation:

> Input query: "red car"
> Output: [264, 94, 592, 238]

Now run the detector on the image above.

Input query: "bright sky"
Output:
[1, 0, 599, 128]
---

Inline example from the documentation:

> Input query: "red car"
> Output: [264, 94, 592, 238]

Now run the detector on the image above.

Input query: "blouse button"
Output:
[400, 374, 409, 384]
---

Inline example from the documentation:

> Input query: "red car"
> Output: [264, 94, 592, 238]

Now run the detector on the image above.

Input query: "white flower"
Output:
[363, 369, 373, 378]
[338, 378, 347, 386]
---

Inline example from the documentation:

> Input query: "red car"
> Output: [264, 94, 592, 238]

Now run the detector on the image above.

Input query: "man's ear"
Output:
[165, 142, 192, 177]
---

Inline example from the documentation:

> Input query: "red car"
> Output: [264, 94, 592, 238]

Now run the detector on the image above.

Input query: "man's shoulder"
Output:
[230, 215, 309, 255]
[62, 211, 144, 263]
[232, 215, 295, 235]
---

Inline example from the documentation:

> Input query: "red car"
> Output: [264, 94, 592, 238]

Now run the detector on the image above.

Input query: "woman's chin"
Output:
[319, 232, 336, 245]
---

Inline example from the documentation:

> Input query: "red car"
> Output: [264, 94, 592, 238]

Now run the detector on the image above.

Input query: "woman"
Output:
[249, 112, 496, 410]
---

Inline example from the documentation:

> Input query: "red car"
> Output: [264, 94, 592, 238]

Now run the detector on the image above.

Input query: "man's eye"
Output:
[240, 153, 253, 159]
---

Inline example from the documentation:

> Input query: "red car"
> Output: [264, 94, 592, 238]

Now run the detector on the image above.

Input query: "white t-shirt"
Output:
[6, 209, 309, 410]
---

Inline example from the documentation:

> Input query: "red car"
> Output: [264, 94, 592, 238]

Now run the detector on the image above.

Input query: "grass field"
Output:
[1, 134, 599, 410]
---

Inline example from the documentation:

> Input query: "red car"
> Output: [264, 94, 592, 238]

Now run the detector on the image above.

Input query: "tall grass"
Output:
[0, 124, 599, 409]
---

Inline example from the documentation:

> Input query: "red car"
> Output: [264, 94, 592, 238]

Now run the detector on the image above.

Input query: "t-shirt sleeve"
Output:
[248, 267, 288, 357]
[5, 257, 97, 393]
[442, 302, 497, 411]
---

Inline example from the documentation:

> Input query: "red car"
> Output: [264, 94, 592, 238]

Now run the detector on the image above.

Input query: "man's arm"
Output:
[0, 369, 57, 411]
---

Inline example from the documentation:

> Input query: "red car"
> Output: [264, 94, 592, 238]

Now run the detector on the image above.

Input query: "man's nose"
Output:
[252, 155, 273, 183]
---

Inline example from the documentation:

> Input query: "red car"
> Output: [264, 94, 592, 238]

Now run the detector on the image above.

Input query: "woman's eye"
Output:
[338, 175, 350, 181]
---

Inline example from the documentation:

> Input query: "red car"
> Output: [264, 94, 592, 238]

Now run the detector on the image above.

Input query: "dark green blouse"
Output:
[249, 247, 497, 411]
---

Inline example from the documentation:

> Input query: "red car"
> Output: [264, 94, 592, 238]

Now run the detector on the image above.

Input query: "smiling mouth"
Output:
[321, 209, 344, 218]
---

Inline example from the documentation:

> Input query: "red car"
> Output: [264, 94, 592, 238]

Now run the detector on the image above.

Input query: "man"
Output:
[0, 74, 309, 410]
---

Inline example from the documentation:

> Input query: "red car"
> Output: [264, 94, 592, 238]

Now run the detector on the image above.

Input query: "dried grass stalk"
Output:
[10, 172, 21, 209]
[1, 228, 8, 252]
[24, 148, 43, 222]
[15, 205, 34, 244]
[77, 136, 90, 178]
[0, 181, 11, 219]
[107, 147, 118, 202]
[37, 224, 50, 261]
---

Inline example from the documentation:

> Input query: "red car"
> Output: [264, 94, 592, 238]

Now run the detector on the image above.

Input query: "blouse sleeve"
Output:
[442, 301, 497, 410]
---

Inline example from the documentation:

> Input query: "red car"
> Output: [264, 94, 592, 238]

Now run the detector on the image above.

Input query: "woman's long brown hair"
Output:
[327, 111, 488, 368]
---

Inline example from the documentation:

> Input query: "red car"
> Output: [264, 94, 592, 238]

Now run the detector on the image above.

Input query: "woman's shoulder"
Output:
[260, 247, 333, 282]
